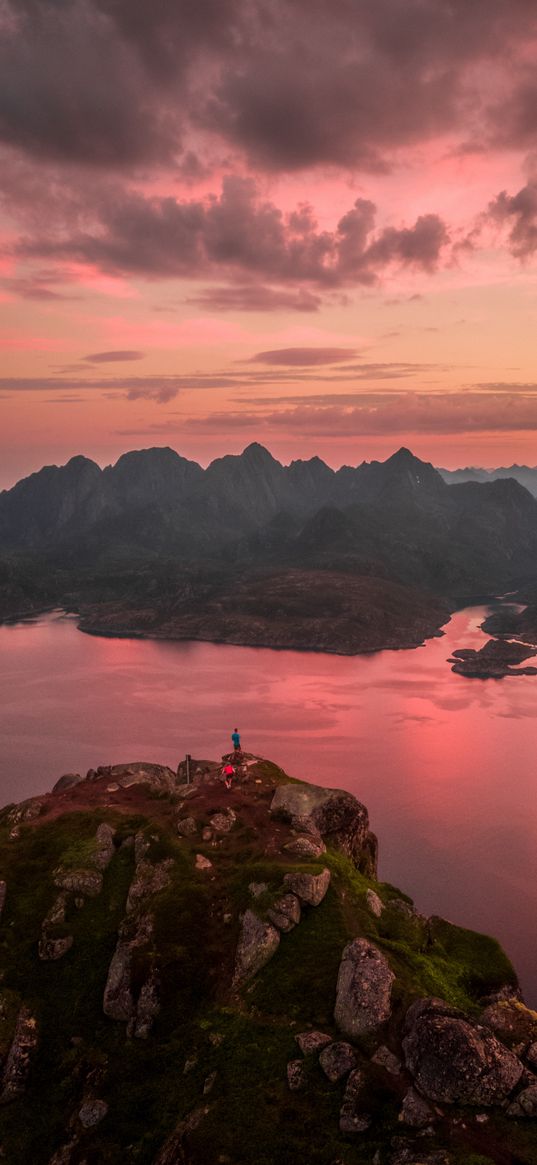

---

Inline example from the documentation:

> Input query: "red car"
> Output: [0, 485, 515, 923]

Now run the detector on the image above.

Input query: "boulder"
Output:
[398, 1087, 436, 1128]
[232, 910, 280, 986]
[339, 1069, 370, 1134]
[52, 773, 83, 793]
[319, 1041, 357, 1082]
[7, 798, 46, 825]
[126, 859, 174, 914]
[267, 893, 301, 933]
[507, 1083, 537, 1116]
[283, 868, 330, 906]
[94, 762, 177, 792]
[53, 869, 103, 897]
[270, 783, 373, 870]
[283, 836, 326, 858]
[248, 882, 268, 899]
[287, 1059, 307, 1091]
[334, 939, 394, 1039]
[210, 808, 237, 834]
[0, 1007, 38, 1102]
[177, 817, 197, 837]
[93, 823, 116, 871]
[365, 889, 384, 917]
[371, 1045, 401, 1075]
[295, 1031, 332, 1056]
[132, 967, 160, 1040]
[481, 999, 537, 1052]
[403, 997, 524, 1105]
[78, 1098, 108, 1128]
[195, 854, 213, 872]
[38, 935, 73, 961]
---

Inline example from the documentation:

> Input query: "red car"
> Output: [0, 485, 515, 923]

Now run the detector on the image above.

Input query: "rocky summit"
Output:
[0, 755, 535, 1164]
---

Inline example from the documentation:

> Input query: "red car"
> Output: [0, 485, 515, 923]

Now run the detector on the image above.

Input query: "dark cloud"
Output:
[2, 0, 536, 180]
[18, 176, 450, 287]
[486, 180, 537, 257]
[249, 348, 358, 366]
[185, 285, 322, 312]
[84, 350, 145, 363]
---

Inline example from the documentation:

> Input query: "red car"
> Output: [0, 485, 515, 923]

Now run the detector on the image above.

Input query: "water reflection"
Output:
[0, 607, 536, 1000]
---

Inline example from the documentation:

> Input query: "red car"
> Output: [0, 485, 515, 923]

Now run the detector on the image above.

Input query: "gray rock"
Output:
[126, 859, 174, 913]
[295, 1030, 332, 1056]
[177, 817, 197, 837]
[232, 910, 280, 986]
[53, 868, 103, 897]
[267, 893, 301, 933]
[399, 1087, 436, 1128]
[210, 808, 237, 834]
[134, 831, 150, 864]
[8, 798, 46, 825]
[481, 1000, 537, 1051]
[78, 1098, 108, 1128]
[283, 835, 326, 858]
[133, 967, 160, 1039]
[95, 762, 177, 792]
[287, 1059, 307, 1091]
[270, 783, 374, 871]
[52, 773, 83, 793]
[371, 1045, 401, 1075]
[339, 1069, 370, 1134]
[319, 1041, 357, 1082]
[403, 997, 524, 1105]
[283, 868, 330, 906]
[507, 1083, 537, 1116]
[103, 913, 154, 1022]
[92, 822, 116, 870]
[334, 939, 395, 1039]
[195, 854, 213, 871]
[38, 935, 74, 961]
[365, 889, 384, 918]
[0, 1006, 38, 1102]
[248, 882, 268, 898]
[527, 1041, 537, 1069]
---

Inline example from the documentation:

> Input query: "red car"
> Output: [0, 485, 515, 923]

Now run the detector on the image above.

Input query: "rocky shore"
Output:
[0, 754, 535, 1163]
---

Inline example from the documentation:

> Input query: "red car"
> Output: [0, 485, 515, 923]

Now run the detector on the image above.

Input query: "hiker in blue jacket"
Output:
[231, 728, 241, 752]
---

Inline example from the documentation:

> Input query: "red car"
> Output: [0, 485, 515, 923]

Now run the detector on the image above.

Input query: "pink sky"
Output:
[2, 1, 537, 487]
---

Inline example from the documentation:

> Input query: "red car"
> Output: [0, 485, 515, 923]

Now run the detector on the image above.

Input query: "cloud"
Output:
[248, 348, 358, 366]
[83, 349, 145, 363]
[486, 180, 537, 257]
[17, 175, 450, 288]
[185, 285, 322, 312]
[181, 390, 537, 438]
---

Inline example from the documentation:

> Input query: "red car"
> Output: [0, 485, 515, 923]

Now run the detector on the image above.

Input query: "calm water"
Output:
[1, 607, 536, 1001]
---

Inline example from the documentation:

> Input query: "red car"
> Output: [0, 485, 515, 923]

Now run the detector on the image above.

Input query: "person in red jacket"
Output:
[222, 762, 235, 790]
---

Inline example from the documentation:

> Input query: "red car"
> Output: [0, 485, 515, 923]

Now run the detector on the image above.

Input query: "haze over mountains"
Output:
[2, 443, 537, 653]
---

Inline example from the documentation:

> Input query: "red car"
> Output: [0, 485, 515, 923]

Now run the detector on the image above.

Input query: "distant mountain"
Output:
[439, 463, 537, 497]
[3, 443, 537, 650]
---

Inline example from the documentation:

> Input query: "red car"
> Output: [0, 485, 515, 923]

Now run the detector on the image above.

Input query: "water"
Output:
[1, 607, 536, 1001]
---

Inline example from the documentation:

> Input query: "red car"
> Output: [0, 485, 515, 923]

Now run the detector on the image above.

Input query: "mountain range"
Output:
[2, 444, 537, 651]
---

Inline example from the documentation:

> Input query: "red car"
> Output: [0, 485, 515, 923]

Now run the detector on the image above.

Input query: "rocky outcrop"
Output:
[78, 1098, 108, 1128]
[93, 822, 116, 870]
[283, 835, 326, 858]
[53, 868, 103, 897]
[270, 783, 375, 871]
[403, 997, 524, 1105]
[103, 912, 154, 1022]
[450, 638, 537, 678]
[287, 1060, 307, 1091]
[339, 1069, 370, 1134]
[319, 1041, 357, 1082]
[126, 858, 174, 914]
[232, 910, 280, 986]
[283, 868, 330, 906]
[334, 938, 394, 1039]
[399, 1087, 436, 1128]
[267, 893, 301, 933]
[177, 816, 197, 837]
[91, 762, 178, 792]
[295, 1031, 332, 1055]
[52, 773, 83, 793]
[0, 1007, 38, 1103]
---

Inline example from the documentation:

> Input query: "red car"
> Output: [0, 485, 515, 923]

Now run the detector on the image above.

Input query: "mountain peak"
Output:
[241, 442, 280, 466]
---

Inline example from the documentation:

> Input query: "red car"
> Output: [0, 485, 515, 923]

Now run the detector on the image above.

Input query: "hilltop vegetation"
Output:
[0, 755, 535, 1164]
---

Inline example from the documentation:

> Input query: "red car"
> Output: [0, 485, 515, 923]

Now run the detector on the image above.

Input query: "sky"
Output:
[2, 0, 537, 488]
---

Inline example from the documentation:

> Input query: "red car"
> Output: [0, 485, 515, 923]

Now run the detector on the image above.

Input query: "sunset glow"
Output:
[2, 0, 537, 486]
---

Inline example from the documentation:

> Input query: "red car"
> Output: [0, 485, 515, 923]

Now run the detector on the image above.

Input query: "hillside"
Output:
[0, 754, 536, 1164]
